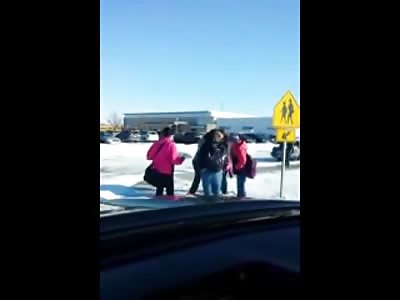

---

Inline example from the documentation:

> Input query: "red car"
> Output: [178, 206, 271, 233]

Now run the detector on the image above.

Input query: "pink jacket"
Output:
[231, 140, 248, 171]
[147, 137, 184, 175]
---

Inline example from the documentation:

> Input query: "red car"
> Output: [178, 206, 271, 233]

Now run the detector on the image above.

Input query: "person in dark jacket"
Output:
[219, 129, 231, 195]
[187, 135, 206, 195]
[187, 130, 217, 195]
[198, 130, 227, 198]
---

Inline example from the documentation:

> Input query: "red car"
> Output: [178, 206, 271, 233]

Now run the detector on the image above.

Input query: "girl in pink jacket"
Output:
[230, 134, 248, 198]
[147, 127, 185, 196]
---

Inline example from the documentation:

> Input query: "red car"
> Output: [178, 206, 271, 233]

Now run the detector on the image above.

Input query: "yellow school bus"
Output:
[100, 124, 114, 131]
[100, 124, 123, 133]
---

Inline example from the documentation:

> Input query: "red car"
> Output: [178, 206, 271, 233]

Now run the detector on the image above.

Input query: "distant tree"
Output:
[107, 112, 123, 131]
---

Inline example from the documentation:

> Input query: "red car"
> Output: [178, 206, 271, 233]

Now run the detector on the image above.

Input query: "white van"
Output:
[143, 131, 159, 142]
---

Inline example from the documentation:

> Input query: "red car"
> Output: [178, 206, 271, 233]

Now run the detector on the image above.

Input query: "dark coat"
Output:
[198, 141, 228, 172]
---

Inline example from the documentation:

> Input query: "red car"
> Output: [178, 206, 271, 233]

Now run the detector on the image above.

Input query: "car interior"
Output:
[151, 262, 299, 300]
[100, 204, 300, 300]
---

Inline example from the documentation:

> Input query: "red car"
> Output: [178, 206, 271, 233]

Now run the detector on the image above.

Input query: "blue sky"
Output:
[100, 0, 299, 119]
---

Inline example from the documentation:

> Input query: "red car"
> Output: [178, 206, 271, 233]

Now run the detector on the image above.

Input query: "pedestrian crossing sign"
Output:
[276, 128, 296, 143]
[272, 91, 300, 128]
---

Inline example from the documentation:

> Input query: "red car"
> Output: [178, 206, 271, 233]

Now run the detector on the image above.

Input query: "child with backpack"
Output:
[197, 130, 228, 198]
[230, 134, 250, 199]
[187, 131, 210, 195]
[219, 128, 232, 195]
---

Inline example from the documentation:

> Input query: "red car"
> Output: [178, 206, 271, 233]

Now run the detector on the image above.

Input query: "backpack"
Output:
[143, 142, 167, 187]
[207, 146, 227, 172]
[244, 154, 257, 179]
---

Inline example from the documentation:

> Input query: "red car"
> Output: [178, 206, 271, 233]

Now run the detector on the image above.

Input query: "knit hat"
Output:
[229, 134, 240, 143]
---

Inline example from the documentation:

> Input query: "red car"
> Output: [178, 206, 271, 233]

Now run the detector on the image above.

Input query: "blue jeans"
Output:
[201, 169, 223, 197]
[237, 173, 247, 197]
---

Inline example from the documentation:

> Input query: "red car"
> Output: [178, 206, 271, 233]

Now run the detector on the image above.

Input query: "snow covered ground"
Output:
[100, 142, 300, 208]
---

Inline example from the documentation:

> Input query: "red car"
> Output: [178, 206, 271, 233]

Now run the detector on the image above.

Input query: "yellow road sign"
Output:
[272, 91, 300, 128]
[276, 128, 296, 143]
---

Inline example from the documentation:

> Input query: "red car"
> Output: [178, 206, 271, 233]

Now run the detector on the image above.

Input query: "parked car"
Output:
[116, 130, 142, 143]
[142, 130, 159, 142]
[271, 141, 300, 161]
[240, 133, 269, 143]
[269, 134, 277, 143]
[173, 133, 184, 143]
[238, 134, 256, 143]
[173, 132, 201, 144]
[100, 131, 121, 144]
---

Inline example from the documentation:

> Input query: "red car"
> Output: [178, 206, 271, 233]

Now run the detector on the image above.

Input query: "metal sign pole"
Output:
[272, 91, 299, 199]
[280, 140, 287, 198]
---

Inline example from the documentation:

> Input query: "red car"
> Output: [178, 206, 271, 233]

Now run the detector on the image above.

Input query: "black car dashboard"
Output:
[100, 201, 300, 299]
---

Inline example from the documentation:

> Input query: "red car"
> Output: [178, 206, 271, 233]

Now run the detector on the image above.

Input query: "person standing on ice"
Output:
[197, 130, 228, 198]
[230, 134, 248, 199]
[146, 127, 185, 197]
[219, 128, 232, 195]
[187, 130, 216, 196]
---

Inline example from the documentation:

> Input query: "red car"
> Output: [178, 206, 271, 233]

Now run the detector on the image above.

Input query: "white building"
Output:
[123, 110, 299, 137]
[123, 110, 256, 130]
[124, 111, 216, 132]
[216, 117, 274, 135]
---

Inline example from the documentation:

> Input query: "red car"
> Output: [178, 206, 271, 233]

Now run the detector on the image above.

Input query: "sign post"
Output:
[272, 91, 300, 199]
[280, 140, 287, 198]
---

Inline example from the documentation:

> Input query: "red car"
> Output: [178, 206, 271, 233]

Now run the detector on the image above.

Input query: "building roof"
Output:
[124, 110, 258, 119]
[209, 110, 257, 118]
[124, 110, 211, 116]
